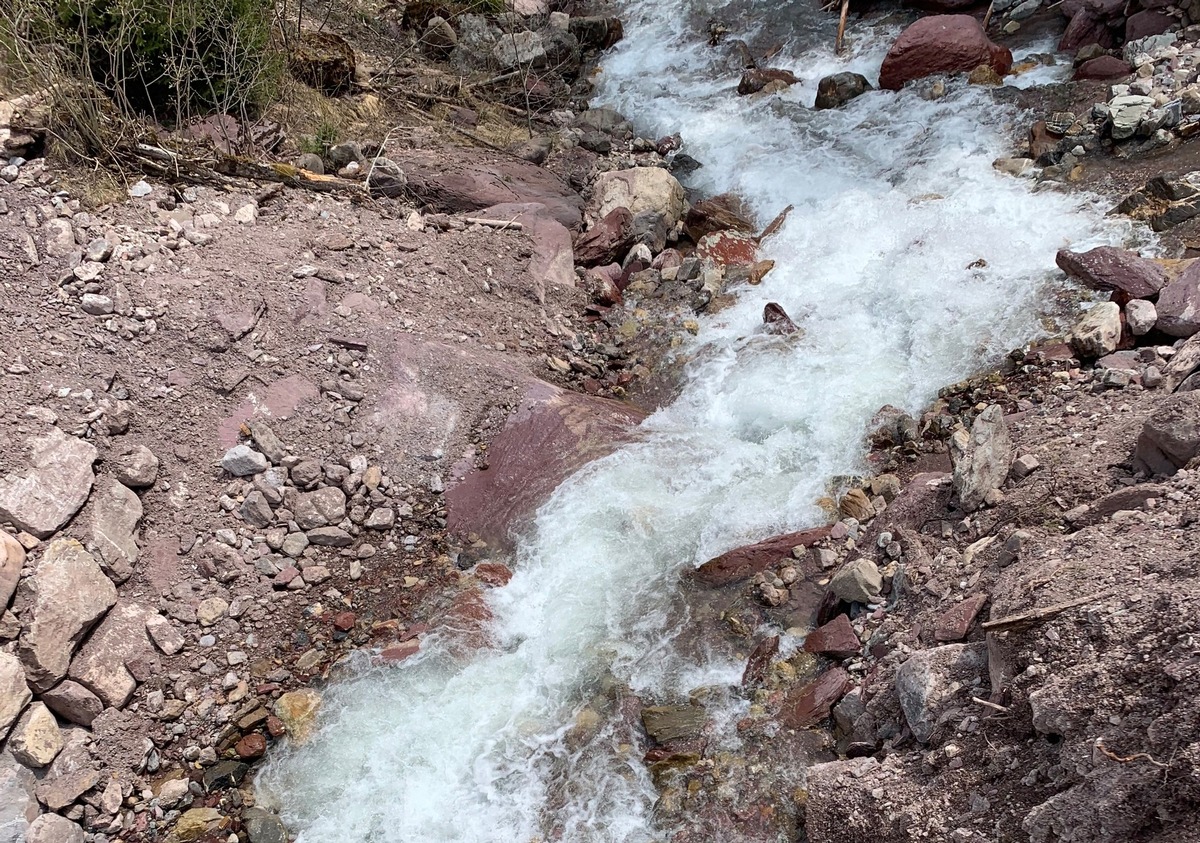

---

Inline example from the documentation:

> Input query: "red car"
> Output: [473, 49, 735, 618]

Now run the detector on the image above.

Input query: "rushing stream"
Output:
[258, 1, 1138, 839]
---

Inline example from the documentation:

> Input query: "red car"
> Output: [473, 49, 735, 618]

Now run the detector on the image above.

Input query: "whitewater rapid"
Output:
[257, 3, 1139, 841]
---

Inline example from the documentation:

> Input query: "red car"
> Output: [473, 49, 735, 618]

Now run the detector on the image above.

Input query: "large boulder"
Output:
[683, 194, 756, 242]
[693, 527, 831, 586]
[575, 207, 635, 267]
[445, 381, 645, 549]
[88, 477, 143, 584]
[950, 405, 1012, 512]
[0, 532, 24, 611]
[0, 428, 97, 539]
[1133, 391, 1200, 475]
[67, 600, 158, 709]
[0, 652, 31, 742]
[737, 68, 799, 95]
[1068, 301, 1123, 358]
[0, 750, 38, 843]
[16, 539, 117, 692]
[586, 167, 686, 231]
[474, 203, 575, 303]
[1055, 246, 1167, 299]
[878, 15, 1012, 91]
[1155, 263, 1200, 337]
[895, 642, 988, 742]
[392, 148, 583, 229]
[1073, 55, 1133, 80]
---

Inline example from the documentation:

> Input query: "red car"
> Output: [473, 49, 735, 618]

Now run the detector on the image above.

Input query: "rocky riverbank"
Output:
[4, 0, 1200, 839]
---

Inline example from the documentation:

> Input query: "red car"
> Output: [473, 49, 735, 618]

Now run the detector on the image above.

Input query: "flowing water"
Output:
[258, 2, 1141, 840]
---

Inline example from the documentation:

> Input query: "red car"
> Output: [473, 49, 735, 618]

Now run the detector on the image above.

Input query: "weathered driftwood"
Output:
[127, 143, 368, 198]
[981, 589, 1114, 632]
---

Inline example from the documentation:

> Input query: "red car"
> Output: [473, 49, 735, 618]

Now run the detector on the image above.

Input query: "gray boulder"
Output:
[0, 428, 97, 539]
[950, 405, 1012, 512]
[895, 643, 988, 742]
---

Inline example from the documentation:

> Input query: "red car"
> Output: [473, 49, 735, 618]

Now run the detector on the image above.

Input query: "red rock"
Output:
[693, 527, 831, 586]
[904, 0, 985, 11]
[235, 733, 267, 759]
[879, 16, 1012, 91]
[1073, 55, 1132, 80]
[574, 207, 634, 266]
[1155, 263, 1200, 337]
[1059, 9, 1113, 52]
[779, 667, 851, 728]
[473, 561, 513, 587]
[379, 640, 421, 663]
[652, 248, 683, 270]
[266, 715, 286, 737]
[803, 614, 861, 658]
[737, 68, 799, 95]
[391, 148, 584, 229]
[273, 566, 300, 588]
[742, 635, 780, 689]
[696, 231, 758, 268]
[474, 203, 575, 303]
[583, 266, 623, 306]
[1055, 246, 1167, 299]
[1125, 9, 1173, 41]
[332, 612, 356, 632]
[684, 194, 756, 242]
[763, 302, 798, 335]
[933, 594, 988, 642]
[445, 380, 645, 549]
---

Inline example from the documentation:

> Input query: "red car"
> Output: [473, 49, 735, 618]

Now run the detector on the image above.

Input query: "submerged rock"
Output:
[814, 72, 872, 109]
[737, 68, 799, 95]
[879, 15, 1012, 91]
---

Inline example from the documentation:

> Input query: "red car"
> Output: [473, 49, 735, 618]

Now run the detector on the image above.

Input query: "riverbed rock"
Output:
[684, 194, 756, 241]
[167, 808, 228, 843]
[779, 667, 851, 727]
[0, 428, 97, 539]
[241, 808, 288, 843]
[895, 642, 987, 742]
[1155, 264, 1200, 337]
[814, 72, 872, 108]
[694, 527, 831, 586]
[829, 558, 883, 604]
[18, 539, 117, 692]
[293, 487, 347, 530]
[1108, 95, 1157, 141]
[221, 445, 269, 477]
[587, 167, 686, 230]
[1073, 55, 1132, 80]
[641, 704, 706, 743]
[1133, 391, 1200, 475]
[0, 652, 31, 741]
[40, 681, 103, 728]
[1126, 299, 1157, 335]
[68, 600, 157, 708]
[878, 16, 1012, 91]
[8, 702, 62, 768]
[0, 749, 38, 842]
[274, 689, 322, 743]
[0, 532, 24, 611]
[1055, 246, 1167, 298]
[34, 727, 98, 811]
[737, 68, 798, 95]
[111, 444, 159, 488]
[445, 380, 646, 549]
[803, 614, 860, 658]
[950, 405, 1011, 512]
[25, 814, 84, 843]
[393, 148, 583, 229]
[1068, 301, 1123, 358]
[89, 477, 143, 584]
[574, 207, 634, 266]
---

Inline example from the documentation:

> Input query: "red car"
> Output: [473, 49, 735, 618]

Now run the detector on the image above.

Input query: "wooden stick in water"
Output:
[982, 0, 996, 29]
[835, 0, 850, 55]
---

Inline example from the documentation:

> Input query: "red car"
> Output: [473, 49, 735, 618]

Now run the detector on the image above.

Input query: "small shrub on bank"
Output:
[1, 0, 281, 142]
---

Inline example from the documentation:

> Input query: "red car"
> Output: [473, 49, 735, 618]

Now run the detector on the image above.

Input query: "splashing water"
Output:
[257, 2, 1140, 840]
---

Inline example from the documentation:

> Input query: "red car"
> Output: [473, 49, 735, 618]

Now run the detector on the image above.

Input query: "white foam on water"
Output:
[257, 4, 1143, 841]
